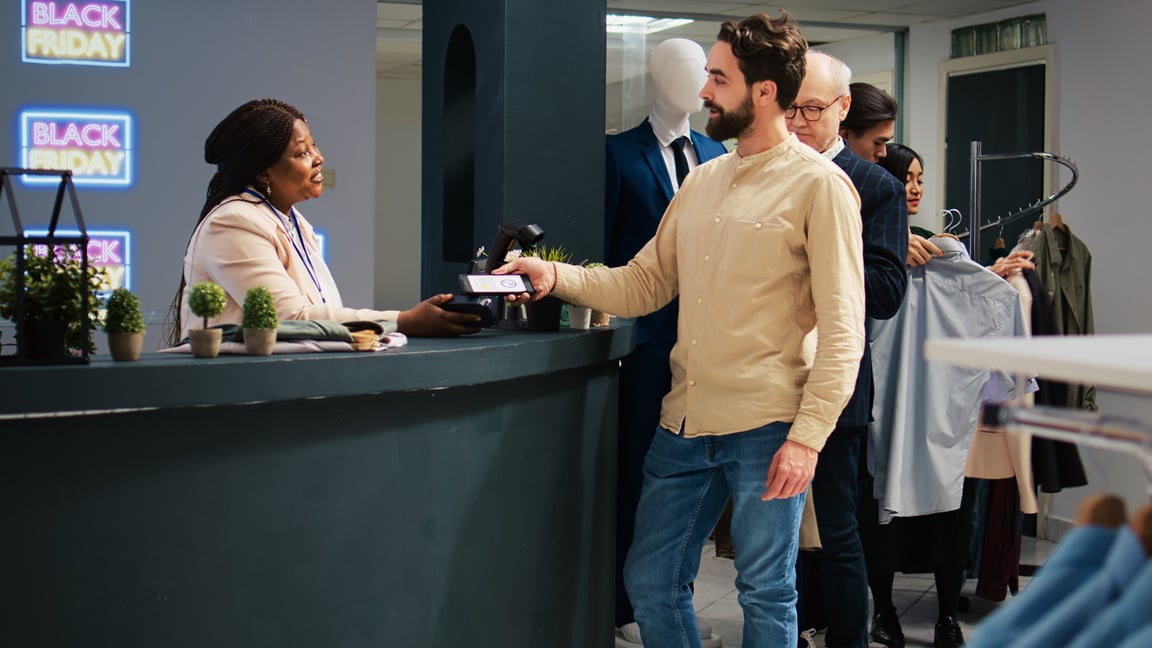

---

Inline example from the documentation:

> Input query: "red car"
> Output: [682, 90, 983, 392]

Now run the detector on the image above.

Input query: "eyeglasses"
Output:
[785, 95, 844, 122]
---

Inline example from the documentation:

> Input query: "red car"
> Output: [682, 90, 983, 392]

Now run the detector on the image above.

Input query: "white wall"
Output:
[375, 78, 423, 308]
[904, 0, 1152, 527]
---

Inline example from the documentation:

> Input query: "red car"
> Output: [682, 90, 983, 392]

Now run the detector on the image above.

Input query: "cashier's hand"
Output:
[762, 440, 817, 501]
[907, 233, 943, 267]
[397, 293, 482, 337]
[492, 257, 556, 305]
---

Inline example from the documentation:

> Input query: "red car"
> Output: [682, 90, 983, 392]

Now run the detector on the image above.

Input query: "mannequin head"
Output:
[650, 38, 708, 115]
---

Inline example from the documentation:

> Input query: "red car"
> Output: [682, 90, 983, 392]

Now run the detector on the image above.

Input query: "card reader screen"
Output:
[462, 274, 532, 294]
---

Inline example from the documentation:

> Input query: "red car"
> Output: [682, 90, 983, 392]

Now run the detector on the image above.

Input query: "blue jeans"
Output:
[624, 422, 805, 648]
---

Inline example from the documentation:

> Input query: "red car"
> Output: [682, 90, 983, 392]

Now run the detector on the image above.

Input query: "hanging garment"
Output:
[1022, 221, 1096, 410]
[1020, 268, 1088, 492]
[964, 524, 1121, 647]
[869, 237, 1028, 521]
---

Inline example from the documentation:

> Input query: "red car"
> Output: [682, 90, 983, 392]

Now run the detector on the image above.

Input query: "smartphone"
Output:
[458, 273, 535, 295]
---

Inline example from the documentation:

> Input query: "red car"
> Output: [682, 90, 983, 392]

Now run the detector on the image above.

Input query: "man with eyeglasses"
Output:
[786, 51, 909, 648]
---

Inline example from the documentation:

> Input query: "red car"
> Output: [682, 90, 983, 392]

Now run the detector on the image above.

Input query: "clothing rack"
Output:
[983, 403, 1152, 498]
[957, 140, 1079, 256]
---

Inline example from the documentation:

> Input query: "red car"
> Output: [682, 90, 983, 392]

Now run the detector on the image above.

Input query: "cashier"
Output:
[166, 98, 481, 343]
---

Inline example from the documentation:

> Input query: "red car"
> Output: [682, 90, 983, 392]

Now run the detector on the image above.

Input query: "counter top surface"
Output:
[924, 334, 1152, 394]
[0, 323, 634, 417]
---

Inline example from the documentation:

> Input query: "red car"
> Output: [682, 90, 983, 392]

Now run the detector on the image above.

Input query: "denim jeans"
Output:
[624, 422, 805, 648]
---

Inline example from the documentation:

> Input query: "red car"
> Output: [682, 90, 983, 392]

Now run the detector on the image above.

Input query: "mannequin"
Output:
[605, 37, 728, 648]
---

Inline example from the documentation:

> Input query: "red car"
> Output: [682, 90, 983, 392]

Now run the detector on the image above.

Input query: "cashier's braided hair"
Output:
[162, 99, 306, 347]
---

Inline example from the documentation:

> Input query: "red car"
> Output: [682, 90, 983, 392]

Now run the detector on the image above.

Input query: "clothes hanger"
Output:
[1075, 492, 1128, 528]
[1130, 503, 1152, 557]
[1049, 210, 1066, 233]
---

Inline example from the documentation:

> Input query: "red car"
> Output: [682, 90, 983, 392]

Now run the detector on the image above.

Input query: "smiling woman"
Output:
[164, 98, 483, 344]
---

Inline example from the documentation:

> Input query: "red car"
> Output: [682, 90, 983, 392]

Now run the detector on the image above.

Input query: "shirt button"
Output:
[754, 223, 763, 229]
[688, 380, 696, 386]
[713, 217, 721, 224]
[704, 255, 711, 262]
[697, 298, 702, 304]
[691, 339, 697, 345]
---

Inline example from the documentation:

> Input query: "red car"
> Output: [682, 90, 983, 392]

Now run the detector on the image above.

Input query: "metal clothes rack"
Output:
[983, 403, 1152, 499]
[959, 140, 1080, 257]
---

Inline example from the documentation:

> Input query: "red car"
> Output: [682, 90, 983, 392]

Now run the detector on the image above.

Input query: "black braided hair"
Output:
[200, 98, 306, 220]
[163, 99, 307, 346]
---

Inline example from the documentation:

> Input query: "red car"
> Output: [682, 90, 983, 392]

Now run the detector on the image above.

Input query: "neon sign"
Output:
[22, 0, 131, 67]
[20, 109, 134, 187]
[25, 229, 133, 297]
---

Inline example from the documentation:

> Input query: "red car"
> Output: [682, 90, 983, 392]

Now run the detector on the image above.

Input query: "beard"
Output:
[705, 90, 755, 142]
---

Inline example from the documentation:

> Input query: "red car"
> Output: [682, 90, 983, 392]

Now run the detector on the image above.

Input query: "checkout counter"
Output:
[0, 323, 633, 647]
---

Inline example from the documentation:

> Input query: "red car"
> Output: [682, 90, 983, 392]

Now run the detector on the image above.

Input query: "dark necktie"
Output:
[670, 136, 690, 187]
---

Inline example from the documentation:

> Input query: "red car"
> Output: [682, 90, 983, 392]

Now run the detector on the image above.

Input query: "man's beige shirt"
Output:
[555, 135, 865, 451]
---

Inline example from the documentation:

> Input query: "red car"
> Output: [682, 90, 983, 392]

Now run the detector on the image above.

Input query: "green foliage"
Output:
[584, 261, 606, 269]
[188, 281, 227, 328]
[103, 288, 146, 334]
[241, 286, 278, 330]
[0, 244, 106, 353]
[522, 244, 572, 264]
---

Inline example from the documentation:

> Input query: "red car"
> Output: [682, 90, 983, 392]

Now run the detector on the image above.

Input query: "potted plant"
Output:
[103, 287, 146, 361]
[582, 261, 613, 328]
[187, 281, 227, 358]
[520, 244, 571, 331]
[241, 286, 278, 356]
[0, 244, 105, 359]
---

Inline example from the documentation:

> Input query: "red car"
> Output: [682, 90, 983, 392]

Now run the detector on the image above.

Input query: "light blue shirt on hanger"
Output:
[868, 236, 1027, 521]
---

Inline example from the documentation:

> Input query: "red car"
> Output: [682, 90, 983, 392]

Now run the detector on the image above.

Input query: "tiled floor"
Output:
[690, 536, 1058, 647]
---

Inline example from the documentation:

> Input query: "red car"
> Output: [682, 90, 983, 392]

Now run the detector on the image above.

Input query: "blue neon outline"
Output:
[21, 0, 131, 67]
[23, 228, 133, 291]
[18, 108, 134, 188]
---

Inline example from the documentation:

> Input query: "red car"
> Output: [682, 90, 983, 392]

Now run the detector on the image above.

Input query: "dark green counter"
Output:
[0, 323, 633, 647]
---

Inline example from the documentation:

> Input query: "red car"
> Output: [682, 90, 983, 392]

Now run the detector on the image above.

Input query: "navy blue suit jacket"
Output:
[605, 119, 728, 345]
[832, 145, 909, 426]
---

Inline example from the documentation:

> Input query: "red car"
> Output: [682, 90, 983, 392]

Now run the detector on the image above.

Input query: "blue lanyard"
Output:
[244, 188, 326, 303]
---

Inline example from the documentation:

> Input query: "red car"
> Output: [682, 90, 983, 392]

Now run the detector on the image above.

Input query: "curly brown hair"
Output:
[716, 12, 808, 110]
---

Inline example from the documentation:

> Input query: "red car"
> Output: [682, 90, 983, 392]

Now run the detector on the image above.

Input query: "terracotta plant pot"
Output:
[189, 328, 223, 358]
[566, 304, 592, 330]
[107, 332, 144, 361]
[243, 328, 277, 356]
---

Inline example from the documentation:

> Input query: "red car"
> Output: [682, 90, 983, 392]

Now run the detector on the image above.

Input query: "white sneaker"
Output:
[615, 621, 723, 647]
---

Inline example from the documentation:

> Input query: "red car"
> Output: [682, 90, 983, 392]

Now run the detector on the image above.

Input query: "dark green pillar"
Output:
[421, 0, 606, 294]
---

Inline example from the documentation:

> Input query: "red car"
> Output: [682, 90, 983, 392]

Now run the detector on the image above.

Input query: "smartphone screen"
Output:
[459, 274, 535, 294]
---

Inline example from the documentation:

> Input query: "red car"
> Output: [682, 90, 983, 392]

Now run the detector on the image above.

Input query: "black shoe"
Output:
[933, 616, 964, 648]
[869, 607, 905, 647]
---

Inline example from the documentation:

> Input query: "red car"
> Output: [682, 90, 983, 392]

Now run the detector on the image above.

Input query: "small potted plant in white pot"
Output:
[241, 286, 278, 356]
[103, 287, 145, 361]
[187, 281, 226, 358]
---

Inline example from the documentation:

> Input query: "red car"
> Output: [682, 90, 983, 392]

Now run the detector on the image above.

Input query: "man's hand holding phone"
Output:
[492, 257, 556, 304]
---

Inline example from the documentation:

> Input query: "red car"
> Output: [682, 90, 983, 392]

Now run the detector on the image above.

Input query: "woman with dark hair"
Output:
[840, 82, 898, 162]
[878, 142, 941, 267]
[166, 98, 481, 344]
